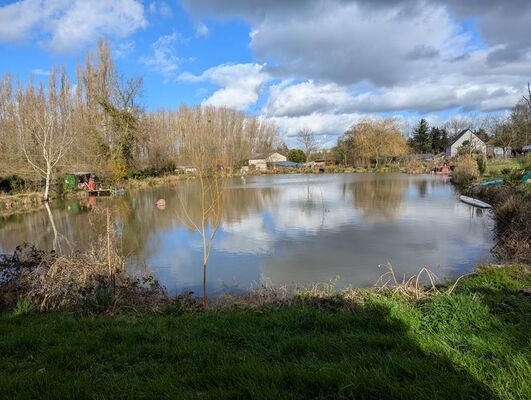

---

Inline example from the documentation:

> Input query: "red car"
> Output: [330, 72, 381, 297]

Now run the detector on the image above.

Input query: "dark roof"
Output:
[449, 128, 483, 147]
[273, 161, 301, 168]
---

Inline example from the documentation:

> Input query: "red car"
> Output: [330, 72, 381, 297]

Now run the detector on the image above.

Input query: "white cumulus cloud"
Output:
[179, 63, 269, 110]
[182, 0, 531, 143]
[0, 0, 147, 53]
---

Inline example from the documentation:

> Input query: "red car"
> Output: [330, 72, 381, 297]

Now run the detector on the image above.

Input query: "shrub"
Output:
[161, 162, 176, 174]
[0, 244, 168, 314]
[108, 158, 128, 181]
[501, 168, 525, 186]
[516, 154, 531, 171]
[475, 155, 486, 176]
[128, 164, 176, 180]
[453, 155, 479, 185]
[11, 298, 34, 317]
[404, 158, 425, 174]
[288, 149, 306, 163]
[0, 175, 25, 193]
[475, 186, 530, 263]
[128, 166, 157, 180]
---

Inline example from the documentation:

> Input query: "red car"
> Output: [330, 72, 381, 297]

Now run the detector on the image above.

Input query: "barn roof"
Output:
[449, 129, 484, 147]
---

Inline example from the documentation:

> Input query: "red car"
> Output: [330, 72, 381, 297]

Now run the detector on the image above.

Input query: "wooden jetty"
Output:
[88, 189, 112, 197]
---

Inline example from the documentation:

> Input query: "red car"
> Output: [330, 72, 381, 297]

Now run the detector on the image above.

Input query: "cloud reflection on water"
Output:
[0, 174, 494, 295]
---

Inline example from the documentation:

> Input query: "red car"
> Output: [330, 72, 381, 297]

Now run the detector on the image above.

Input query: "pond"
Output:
[0, 173, 494, 295]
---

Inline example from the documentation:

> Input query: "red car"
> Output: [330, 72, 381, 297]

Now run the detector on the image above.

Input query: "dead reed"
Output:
[374, 261, 472, 299]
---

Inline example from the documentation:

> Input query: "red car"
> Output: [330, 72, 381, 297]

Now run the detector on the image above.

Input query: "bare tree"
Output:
[0, 74, 19, 175]
[488, 115, 514, 156]
[296, 127, 318, 159]
[522, 82, 531, 110]
[15, 68, 74, 201]
[444, 117, 475, 139]
[179, 106, 229, 306]
[521, 82, 531, 146]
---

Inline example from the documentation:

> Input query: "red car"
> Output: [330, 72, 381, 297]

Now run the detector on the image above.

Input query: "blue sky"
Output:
[0, 1, 255, 110]
[1, 0, 530, 145]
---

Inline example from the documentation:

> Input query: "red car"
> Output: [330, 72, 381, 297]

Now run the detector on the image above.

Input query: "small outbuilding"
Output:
[248, 152, 287, 171]
[63, 172, 96, 191]
[445, 129, 486, 157]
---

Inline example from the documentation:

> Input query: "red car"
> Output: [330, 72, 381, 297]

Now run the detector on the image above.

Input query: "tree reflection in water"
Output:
[0, 174, 494, 296]
[351, 175, 407, 222]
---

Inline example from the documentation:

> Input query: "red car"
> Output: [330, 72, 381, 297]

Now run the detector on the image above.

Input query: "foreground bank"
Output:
[1, 265, 530, 399]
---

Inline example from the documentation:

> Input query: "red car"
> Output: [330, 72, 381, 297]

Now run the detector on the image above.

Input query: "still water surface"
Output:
[0, 174, 494, 295]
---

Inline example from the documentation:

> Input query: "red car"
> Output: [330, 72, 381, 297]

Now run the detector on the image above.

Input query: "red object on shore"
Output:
[88, 177, 96, 191]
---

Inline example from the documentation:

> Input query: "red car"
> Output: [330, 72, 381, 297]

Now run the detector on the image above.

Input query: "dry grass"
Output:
[0, 245, 168, 314]
[453, 155, 480, 185]
[374, 261, 471, 299]
[24, 256, 166, 313]
[0, 191, 42, 210]
[172, 265, 472, 313]
[126, 174, 195, 189]
[474, 185, 530, 263]
[403, 159, 434, 174]
[1, 206, 169, 315]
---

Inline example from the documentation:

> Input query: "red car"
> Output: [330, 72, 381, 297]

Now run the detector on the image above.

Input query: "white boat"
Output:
[459, 195, 491, 209]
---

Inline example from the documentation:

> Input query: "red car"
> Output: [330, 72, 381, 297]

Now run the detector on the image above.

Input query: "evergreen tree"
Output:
[429, 127, 440, 153]
[440, 128, 449, 152]
[412, 119, 431, 153]
[473, 128, 490, 144]
[288, 149, 306, 163]
[429, 126, 450, 153]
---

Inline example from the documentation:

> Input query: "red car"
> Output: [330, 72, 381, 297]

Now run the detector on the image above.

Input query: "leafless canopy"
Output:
[296, 127, 318, 158]
[15, 68, 75, 201]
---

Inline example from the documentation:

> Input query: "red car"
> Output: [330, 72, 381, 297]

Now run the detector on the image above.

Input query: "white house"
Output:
[493, 147, 511, 158]
[445, 129, 487, 157]
[248, 152, 287, 171]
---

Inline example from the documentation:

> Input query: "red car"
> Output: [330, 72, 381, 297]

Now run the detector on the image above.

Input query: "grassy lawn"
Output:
[1, 266, 530, 399]
[486, 159, 521, 178]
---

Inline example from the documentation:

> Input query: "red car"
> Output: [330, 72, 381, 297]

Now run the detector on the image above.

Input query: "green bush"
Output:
[476, 155, 487, 176]
[288, 149, 306, 163]
[162, 161, 176, 174]
[516, 154, 531, 171]
[501, 168, 525, 187]
[127, 166, 157, 180]
[128, 163, 176, 180]
[11, 298, 34, 317]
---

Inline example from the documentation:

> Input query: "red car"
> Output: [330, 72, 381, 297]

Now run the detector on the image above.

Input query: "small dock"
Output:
[88, 189, 112, 197]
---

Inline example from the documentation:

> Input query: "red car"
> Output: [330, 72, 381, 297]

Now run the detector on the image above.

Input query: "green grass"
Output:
[1, 266, 530, 399]
[486, 159, 520, 178]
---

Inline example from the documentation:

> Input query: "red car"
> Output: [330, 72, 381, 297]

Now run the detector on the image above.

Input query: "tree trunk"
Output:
[43, 168, 51, 202]
[203, 262, 208, 306]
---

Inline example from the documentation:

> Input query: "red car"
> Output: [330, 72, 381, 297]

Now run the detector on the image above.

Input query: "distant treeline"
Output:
[1, 39, 530, 195]
[0, 39, 282, 197]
